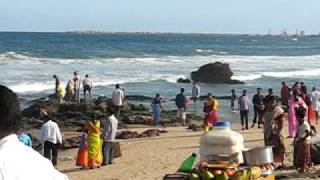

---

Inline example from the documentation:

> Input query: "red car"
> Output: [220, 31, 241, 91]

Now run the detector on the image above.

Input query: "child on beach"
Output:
[294, 104, 312, 173]
[76, 130, 89, 170]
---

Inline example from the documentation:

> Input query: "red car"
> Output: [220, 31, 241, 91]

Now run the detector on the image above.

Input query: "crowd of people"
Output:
[231, 81, 320, 173]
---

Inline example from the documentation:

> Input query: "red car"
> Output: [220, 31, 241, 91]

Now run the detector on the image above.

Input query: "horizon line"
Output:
[0, 30, 319, 36]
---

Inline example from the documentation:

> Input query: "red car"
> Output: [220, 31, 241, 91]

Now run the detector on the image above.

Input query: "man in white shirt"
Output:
[0, 85, 68, 180]
[311, 86, 320, 124]
[112, 84, 125, 118]
[83, 74, 93, 101]
[192, 82, 200, 105]
[40, 112, 63, 166]
[101, 111, 118, 166]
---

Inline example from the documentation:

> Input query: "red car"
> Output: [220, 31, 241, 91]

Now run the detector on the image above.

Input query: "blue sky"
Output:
[0, 0, 319, 34]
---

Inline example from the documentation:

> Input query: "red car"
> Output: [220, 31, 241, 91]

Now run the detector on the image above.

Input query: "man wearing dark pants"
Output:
[238, 90, 249, 130]
[102, 112, 118, 166]
[252, 88, 264, 128]
[112, 84, 125, 118]
[40, 112, 62, 166]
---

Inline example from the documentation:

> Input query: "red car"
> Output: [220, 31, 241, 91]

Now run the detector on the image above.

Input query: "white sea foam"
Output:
[195, 49, 214, 53]
[9, 82, 54, 93]
[262, 69, 320, 78]
[0, 52, 38, 60]
[231, 74, 262, 81]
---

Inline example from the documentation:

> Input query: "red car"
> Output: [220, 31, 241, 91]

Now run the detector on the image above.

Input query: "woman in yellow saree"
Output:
[85, 119, 102, 169]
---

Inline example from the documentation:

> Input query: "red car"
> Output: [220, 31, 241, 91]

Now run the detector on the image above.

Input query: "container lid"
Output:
[213, 121, 231, 127]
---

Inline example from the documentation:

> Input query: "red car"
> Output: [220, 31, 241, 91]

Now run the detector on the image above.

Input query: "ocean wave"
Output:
[9, 82, 54, 93]
[0, 52, 38, 60]
[262, 69, 320, 78]
[195, 49, 214, 53]
[231, 74, 262, 81]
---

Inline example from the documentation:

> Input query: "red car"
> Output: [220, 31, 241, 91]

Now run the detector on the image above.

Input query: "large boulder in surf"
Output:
[191, 62, 244, 84]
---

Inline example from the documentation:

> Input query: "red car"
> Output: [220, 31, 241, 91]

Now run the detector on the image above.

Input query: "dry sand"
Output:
[56, 118, 320, 180]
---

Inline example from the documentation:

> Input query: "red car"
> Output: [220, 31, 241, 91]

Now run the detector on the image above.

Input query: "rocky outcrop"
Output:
[191, 62, 244, 84]
[116, 129, 168, 139]
[177, 78, 191, 84]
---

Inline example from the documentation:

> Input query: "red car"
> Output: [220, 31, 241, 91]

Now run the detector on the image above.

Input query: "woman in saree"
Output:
[263, 95, 286, 168]
[76, 129, 88, 169]
[288, 90, 307, 138]
[85, 117, 102, 169]
[203, 93, 219, 132]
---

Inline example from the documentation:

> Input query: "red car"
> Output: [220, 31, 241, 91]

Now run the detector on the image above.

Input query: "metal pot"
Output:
[242, 146, 274, 166]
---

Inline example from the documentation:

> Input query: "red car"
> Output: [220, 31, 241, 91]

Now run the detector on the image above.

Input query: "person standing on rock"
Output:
[40, 111, 63, 166]
[192, 82, 200, 108]
[151, 93, 164, 124]
[112, 84, 125, 118]
[0, 85, 68, 180]
[175, 88, 188, 126]
[65, 79, 75, 104]
[102, 110, 118, 166]
[83, 74, 93, 101]
[238, 89, 249, 130]
[53, 74, 60, 94]
[74, 71, 81, 103]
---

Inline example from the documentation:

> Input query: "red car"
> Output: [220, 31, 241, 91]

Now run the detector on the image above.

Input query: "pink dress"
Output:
[288, 97, 307, 137]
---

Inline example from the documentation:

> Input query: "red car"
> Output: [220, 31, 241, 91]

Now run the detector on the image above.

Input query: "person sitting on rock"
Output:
[0, 85, 69, 180]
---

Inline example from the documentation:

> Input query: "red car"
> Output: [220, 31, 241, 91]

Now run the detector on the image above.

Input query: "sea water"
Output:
[1, 32, 320, 116]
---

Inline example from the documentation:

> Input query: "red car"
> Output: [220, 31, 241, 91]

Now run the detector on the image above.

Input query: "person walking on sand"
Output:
[83, 74, 93, 101]
[203, 93, 219, 132]
[288, 90, 307, 138]
[175, 88, 187, 126]
[0, 85, 69, 180]
[102, 111, 118, 166]
[263, 95, 286, 168]
[192, 82, 200, 108]
[74, 71, 81, 103]
[151, 93, 164, 124]
[112, 84, 125, 118]
[311, 87, 320, 124]
[294, 104, 312, 173]
[84, 115, 102, 169]
[238, 90, 249, 130]
[76, 128, 88, 170]
[252, 88, 264, 128]
[231, 89, 237, 111]
[301, 85, 314, 124]
[40, 112, 63, 166]
[281, 82, 290, 109]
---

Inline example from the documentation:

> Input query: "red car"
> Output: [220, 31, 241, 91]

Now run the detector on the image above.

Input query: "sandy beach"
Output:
[55, 116, 320, 180]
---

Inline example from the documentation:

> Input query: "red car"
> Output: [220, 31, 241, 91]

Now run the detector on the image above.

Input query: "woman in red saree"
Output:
[203, 93, 219, 132]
